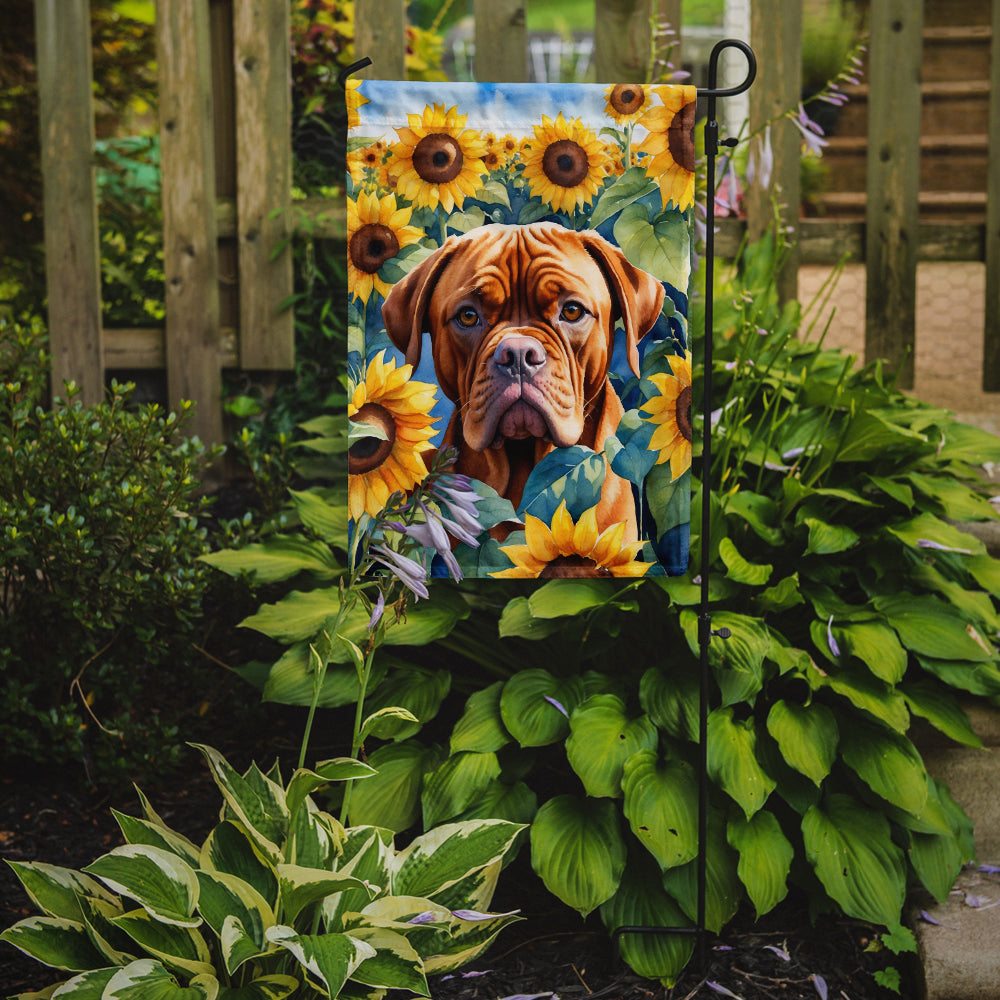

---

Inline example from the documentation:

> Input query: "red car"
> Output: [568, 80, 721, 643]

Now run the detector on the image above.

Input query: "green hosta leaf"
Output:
[967, 553, 1000, 597]
[639, 664, 699, 742]
[839, 718, 929, 816]
[393, 820, 524, 900]
[195, 871, 273, 974]
[680, 610, 770, 706]
[901, 680, 982, 748]
[277, 865, 374, 925]
[906, 472, 998, 521]
[834, 621, 907, 684]
[111, 909, 214, 978]
[813, 662, 910, 732]
[421, 751, 502, 828]
[216, 976, 299, 1000]
[200, 536, 341, 584]
[909, 825, 966, 905]
[527, 579, 620, 618]
[765, 700, 838, 786]
[103, 959, 218, 999]
[621, 751, 698, 870]
[199, 822, 278, 910]
[359, 706, 421, 742]
[599, 853, 694, 987]
[875, 594, 995, 662]
[916, 655, 1000, 697]
[499, 670, 585, 747]
[756, 573, 805, 614]
[112, 812, 201, 868]
[0, 916, 107, 971]
[4, 862, 118, 922]
[83, 846, 200, 928]
[566, 695, 658, 798]
[885, 511, 985, 556]
[707, 708, 776, 818]
[661, 811, 741, 933]
[450, 682, 511, 754]
[802, 793, 906, 926]
[260, 644, 380, 709]
[725, 490, 784, 545]
[191, 746, 287, 863]
[834, 410, 927, 463]
[288, 488, 349, 548]
[265, 926, 375, 997]
[362, 667, 451, 740]
[346, 926, 429, 994]
[727, 811, 793, 918]
[718, 537, 772, 585]
[803, 517, 859, 556]
[497, 596, 565, 639]
[453, 779, 538, 827]
[347, 740, 441, 832]
[530, 795, 626, 917]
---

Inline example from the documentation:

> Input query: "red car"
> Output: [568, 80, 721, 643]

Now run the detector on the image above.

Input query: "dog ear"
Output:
[381, 239, 458, 368]
[579, 232, 665, 376]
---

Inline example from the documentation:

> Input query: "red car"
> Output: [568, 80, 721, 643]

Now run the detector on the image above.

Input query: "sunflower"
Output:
[604, 83, 652, 124]
[500, 134, 521, 162]
[345, 79, 368, 131]
[640, 350, 692, 481]
[348, 351, 439, 521]
[521, 112, 611, 215]
[347, 140, 388, 190]
[387, 103, 488, 212]
[634, 85, 698, 211]
[347, 190, 425, 304]
[491, 501, 649, 579]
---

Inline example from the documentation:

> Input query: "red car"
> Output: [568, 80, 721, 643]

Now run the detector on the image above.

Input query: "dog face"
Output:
[382, 222, 664, 458]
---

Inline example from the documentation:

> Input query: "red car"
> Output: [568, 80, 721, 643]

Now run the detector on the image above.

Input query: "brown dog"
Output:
[381, 221, 664, 540]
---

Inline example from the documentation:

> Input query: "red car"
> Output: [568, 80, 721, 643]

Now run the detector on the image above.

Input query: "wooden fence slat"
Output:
[594, 0, 659, 82]
[354, 0, 406, 79]
[983, 0, 1000, 390]
[233, 0, 294, 369]
[864, 0, 923, 390]
[157, 0, 223, 445]
[34, 0, 103, 405]
[473, 0, 526, 82]
[746, 0, 801, 305]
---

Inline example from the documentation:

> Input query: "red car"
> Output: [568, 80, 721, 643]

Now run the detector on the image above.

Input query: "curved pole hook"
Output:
[337, 57, 373, 89]
[699, 38, 757, 99]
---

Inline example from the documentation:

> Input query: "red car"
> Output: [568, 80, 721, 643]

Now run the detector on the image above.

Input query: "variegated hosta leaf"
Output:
[391, 820, 525, 901]
[600, 853, 694, 987]
[110, 908, 214, 978]
[420, 751, 502, 829]
[727, 810, 793, 918]
[421, 907, 522, 975]
[565, 695, 658, 799]
[45, 966, 118, 997]
[4, 861, 118, 922]
[285, 760, 376, 823]
[621, 751, 699, 871]
[265, 925, 376, 998]
[529, 795, 626, 917]
[0, 916, 107, 972]
[765, 700, 838, 786]
[802, 793, 906, 926]
[77, 894, 136, 966]
[322, 829, 393, 931]
[102, 958, 218, 999]
[345, 926, 429, 995]
[195, 871, 274, 974]
[450, 681, 511, 754]
[200, 822, 278, 910]
[287, 802, 343, 870]
[83, 846, 200, 928]
[214, 974, 300, 999]
[112, 810, 202, 868]
[276, 864, 375, 925]
[706, 707, 776, 819]
[426, 859, 501, 915]
[191, 745, 287, 863]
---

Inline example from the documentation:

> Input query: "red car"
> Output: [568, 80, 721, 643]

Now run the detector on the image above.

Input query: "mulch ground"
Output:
[1, 740, 914, 1000]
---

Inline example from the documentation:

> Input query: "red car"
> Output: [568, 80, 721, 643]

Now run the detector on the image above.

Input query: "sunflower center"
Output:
[413, 133, 464, 183]
[349, 224, 400, 275]
[540, 555, 612, 579]
[676, 384, 693, 442]
[668, 100, 697, 173]
[349, 402, 396, 474]
[610, 84, 645, 115]
[542, 139, 590, 188]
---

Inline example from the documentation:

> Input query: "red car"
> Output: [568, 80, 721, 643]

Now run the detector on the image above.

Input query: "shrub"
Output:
[0, 316, 220, 784]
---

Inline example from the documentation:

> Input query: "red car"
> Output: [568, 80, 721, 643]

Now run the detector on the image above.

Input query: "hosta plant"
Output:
[1, 744, 523, 999]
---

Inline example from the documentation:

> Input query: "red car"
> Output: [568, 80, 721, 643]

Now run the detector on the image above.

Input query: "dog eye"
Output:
[560, 301, 587, 322]
[455, 306, 481, 328]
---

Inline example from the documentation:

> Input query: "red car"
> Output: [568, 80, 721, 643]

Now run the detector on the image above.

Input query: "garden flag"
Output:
[346, 80, 696, 579]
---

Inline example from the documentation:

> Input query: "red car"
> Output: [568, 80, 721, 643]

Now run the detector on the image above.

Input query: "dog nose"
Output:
[493, 335, 546, 377]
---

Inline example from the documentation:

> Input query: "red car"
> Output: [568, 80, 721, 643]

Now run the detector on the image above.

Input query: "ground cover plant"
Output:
[199, 227, 1000, 987]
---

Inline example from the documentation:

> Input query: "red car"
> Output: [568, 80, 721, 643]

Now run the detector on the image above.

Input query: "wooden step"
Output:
[922, 25, 993, 83]
[921, 0, 992, 28]
[833, 80, 991, 137]
[812, 190, 987, 222]
[822, 134, 988, 193]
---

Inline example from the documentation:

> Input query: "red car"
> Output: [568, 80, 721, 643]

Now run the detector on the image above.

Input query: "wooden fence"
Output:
[33, 0, 1000, 445]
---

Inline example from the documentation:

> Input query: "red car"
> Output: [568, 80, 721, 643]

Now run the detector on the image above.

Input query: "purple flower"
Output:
[371, 544, 429, 600]
[431, 476, 485, 539]
[706, 983, 742, 999]
[544, 695, 569, 718]
[367, 590, 385, 631]
[747, 125, 773, 190]
[827, 616, 841, 658]
[791, 104, 828, 156]
[402, 503, 464, 581]
[917, 538, 972, 554]
[451, 908, 520, 921]
[407, 911, 438, 925]
[763, 944, 790, 961]
[812, 974, 828, 1000]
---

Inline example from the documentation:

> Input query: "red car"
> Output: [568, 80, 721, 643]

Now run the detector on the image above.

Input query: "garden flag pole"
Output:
[343, 36, 754, 969]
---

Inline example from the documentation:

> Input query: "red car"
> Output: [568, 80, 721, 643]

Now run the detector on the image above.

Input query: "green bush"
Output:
[0, 316, 220, 784]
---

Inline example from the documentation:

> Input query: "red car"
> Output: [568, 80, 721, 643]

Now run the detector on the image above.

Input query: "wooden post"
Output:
[354, 0, 406, 79]
[34, 0, 104, 405]
[233, 0, 294, 369]
[474, 0, 526, 82]
[983, 0, 1000, 391]
[746, 0, 801, 305]
[157, 0, 223, 444]
[653, 0, 683, 81]
[864, 0, 923, 389]
[594, 0, 658, 82]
